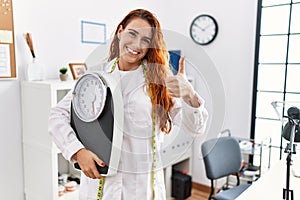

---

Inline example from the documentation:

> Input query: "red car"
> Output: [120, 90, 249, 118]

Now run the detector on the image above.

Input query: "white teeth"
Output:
[127, 47, 139, 55]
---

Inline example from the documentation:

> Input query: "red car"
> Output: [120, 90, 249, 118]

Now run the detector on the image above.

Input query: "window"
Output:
[252, 1, 300, 167]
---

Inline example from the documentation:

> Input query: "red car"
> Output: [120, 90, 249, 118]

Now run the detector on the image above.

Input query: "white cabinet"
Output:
[21, 80, 77, 200]
[164, 150, 192, 200]
[161, 127, 193, 199]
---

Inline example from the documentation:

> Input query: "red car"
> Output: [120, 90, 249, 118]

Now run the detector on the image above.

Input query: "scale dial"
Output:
[72, 73, 107, 122]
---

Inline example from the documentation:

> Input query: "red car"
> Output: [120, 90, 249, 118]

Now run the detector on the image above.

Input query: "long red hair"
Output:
[108, 9, 174, 133]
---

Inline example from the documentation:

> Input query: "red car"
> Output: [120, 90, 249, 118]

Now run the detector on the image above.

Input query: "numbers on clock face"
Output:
[73, 73, 107, 122]
[190, 15, 218, 45]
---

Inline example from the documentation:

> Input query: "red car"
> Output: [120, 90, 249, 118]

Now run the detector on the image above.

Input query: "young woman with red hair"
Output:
[49, 9, 208, 200]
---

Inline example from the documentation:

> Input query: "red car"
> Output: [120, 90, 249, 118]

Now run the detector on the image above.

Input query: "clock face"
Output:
[72, 73, 107, 122]
[190, 14, 218, 45]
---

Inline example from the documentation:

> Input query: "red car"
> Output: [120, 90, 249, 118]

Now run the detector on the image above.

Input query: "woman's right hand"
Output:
[73, 148, 105, 179]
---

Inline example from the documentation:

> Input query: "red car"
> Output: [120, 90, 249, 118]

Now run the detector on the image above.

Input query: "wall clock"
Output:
[190, 14, 218, 45]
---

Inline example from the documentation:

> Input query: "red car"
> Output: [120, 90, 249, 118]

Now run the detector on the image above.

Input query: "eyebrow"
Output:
[128, 28, 152, 41]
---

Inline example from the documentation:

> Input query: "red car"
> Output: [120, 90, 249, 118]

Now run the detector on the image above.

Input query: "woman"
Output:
[49, 9, 208, 200]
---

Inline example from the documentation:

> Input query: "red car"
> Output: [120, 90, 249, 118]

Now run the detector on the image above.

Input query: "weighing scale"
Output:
[70, 72, 123, 176]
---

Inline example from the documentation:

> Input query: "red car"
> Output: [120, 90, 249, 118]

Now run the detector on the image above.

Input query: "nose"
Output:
[132, 37, 143, 49]
[132, 35, 149, 49]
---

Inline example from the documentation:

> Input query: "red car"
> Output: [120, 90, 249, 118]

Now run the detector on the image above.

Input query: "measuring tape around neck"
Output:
[96, 58, 157, 200]
[143, 63, 157, 200]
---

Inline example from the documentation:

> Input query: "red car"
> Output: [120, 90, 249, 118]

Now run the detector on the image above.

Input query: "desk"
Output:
[236, 160, 300, 200]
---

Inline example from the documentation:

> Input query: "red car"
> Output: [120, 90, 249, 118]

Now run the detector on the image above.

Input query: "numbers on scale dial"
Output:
[75, 74, 107, 122]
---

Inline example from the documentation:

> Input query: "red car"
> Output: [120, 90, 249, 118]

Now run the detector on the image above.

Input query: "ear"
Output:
[117, 25, 124, 39]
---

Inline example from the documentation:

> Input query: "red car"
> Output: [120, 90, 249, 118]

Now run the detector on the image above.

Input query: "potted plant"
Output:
[59, 67, 68, 81]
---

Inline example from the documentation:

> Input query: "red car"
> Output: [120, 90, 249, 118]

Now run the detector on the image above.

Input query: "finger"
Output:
[165, 81, 176, 88]
[88, 171, 97, 179]
[83, 167, 96, 179]
[177, 56, 185, 75]
[90, 164, 101, 179]
[92, 153, 105, 178]
[168, 91, 180, 98]
[83, 162, 101, 179]
[166, 86, 180, 97]
[80, 162, 95, 178]
[95, 158, 106, 168]
[165, 76, 179, 86]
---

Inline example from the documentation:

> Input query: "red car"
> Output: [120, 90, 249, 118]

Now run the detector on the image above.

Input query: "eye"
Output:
[142, 38, 151, 45]
[128, 31, 137, 37]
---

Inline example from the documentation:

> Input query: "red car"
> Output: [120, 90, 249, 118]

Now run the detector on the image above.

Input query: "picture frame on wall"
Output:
[69, 63, 87, 80]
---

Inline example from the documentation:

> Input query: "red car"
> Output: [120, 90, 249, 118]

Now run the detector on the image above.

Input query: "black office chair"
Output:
[201, 136, 250, 200]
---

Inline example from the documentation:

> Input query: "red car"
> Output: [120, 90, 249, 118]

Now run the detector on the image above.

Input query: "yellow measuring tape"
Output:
[145, 66, 157, 200]
[96, 58, 157, 200]
[151, 109, 156, 200]
[96, 177, 105, 200]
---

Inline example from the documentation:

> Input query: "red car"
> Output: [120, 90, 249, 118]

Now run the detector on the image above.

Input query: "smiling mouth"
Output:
[126, 46, 140, 55]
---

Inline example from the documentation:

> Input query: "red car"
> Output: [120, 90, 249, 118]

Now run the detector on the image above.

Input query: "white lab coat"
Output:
[48, 58, 208, 200]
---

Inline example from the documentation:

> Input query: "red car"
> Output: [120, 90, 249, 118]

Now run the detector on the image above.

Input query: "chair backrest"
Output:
[201, 136, 242, 180]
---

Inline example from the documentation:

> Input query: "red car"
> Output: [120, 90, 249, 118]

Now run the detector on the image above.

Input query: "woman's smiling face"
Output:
[118, 17, 153, 70]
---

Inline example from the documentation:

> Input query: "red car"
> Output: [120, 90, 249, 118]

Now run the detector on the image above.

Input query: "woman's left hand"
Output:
[165, 56, 200, 107]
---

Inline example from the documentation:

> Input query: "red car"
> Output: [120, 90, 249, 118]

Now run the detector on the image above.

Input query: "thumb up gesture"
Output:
[166, 56, 196, 101]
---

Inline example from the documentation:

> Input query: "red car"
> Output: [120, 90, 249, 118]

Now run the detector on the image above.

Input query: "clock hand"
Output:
[203, 24, 212, 30]
[193, 23, 205, 31]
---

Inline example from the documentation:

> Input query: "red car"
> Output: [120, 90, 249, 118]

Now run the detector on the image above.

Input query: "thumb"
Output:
[177, 56, 185, 75]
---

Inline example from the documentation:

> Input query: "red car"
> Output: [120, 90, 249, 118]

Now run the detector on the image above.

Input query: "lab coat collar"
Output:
[105, 58, 121, 83]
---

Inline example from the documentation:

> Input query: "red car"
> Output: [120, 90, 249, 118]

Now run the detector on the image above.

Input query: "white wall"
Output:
[0, 0, 258, 199]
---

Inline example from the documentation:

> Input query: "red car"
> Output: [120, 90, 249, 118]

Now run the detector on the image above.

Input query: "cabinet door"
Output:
[22, 81, 79, 200]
